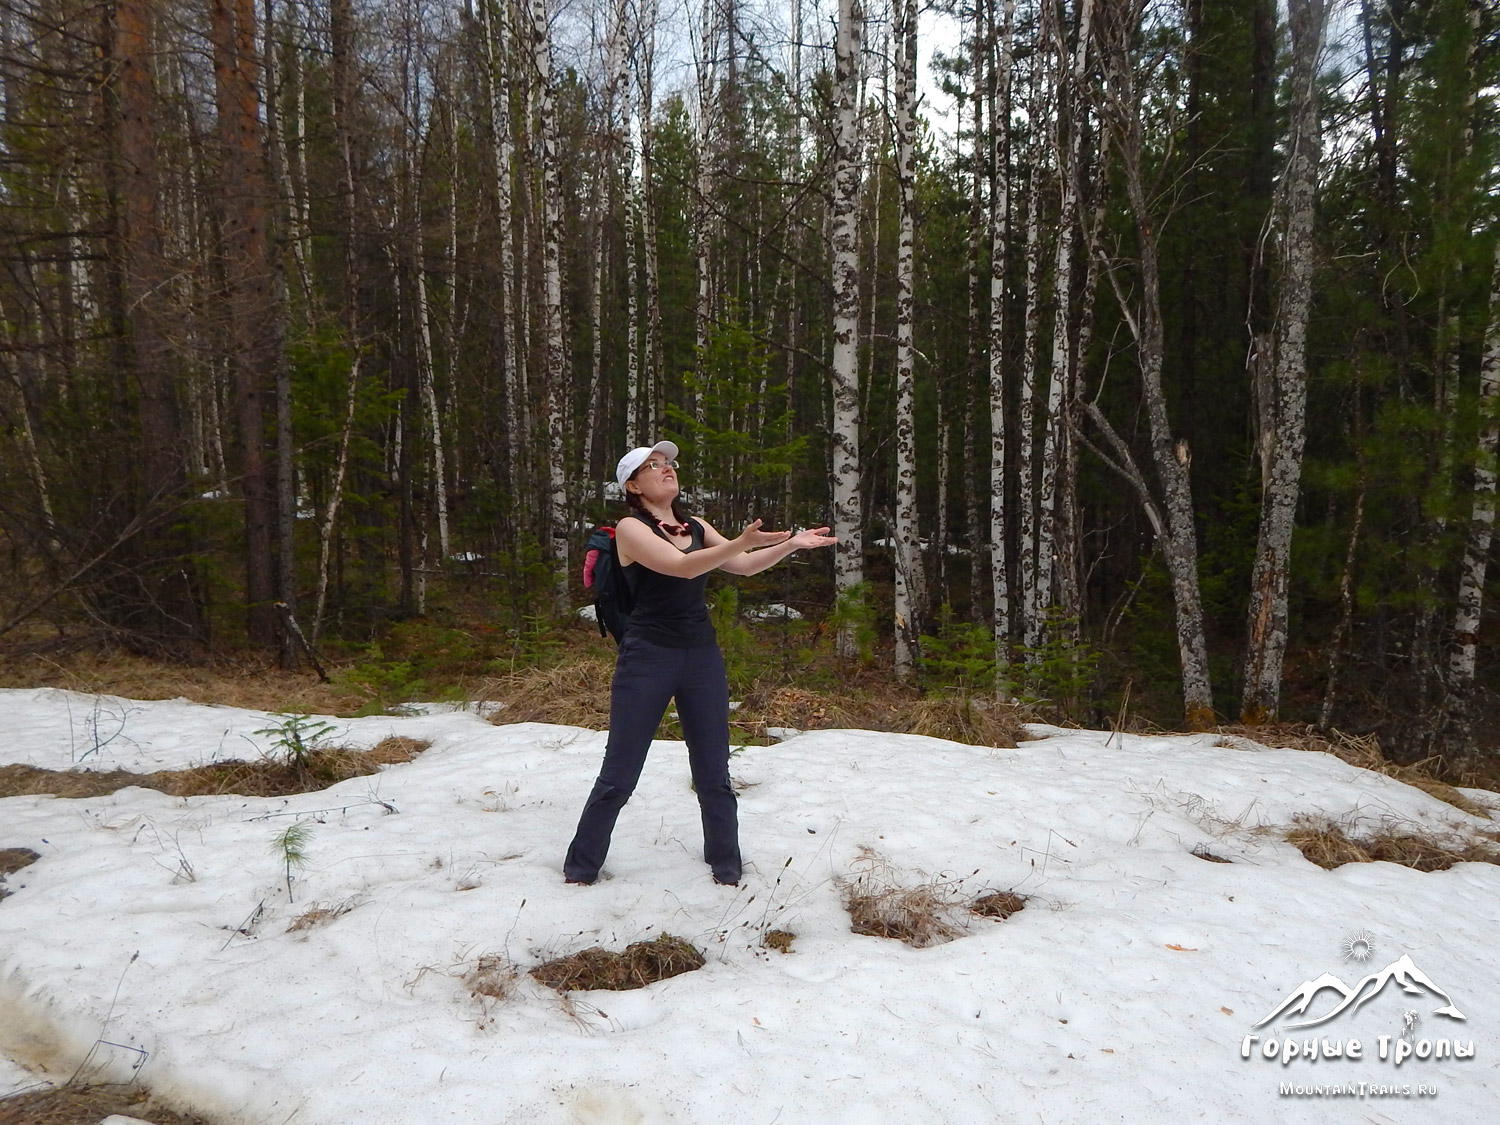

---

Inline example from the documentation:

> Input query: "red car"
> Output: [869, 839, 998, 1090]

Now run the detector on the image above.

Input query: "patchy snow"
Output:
[1, 689, 1497, 1123]
[742, 603, 804, 622]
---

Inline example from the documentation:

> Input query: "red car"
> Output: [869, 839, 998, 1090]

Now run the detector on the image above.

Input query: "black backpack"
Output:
[583, 523, 635, 643]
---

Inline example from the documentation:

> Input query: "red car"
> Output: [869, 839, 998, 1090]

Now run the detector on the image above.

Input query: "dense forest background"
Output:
[1, 0, 1497, 763]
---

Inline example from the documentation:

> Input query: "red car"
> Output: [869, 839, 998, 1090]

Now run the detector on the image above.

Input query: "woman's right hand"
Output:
[734, 518, 792, 551]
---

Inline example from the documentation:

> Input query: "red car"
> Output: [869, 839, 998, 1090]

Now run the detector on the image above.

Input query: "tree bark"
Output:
[892, 0, 925, 676]
[989, 0, 1016, 696]
[830, 0, 866, 657]
[1240, 0, 1326, 722]
[531, 0, 570, 610]
[211, 0, 282, 647]
[1442, 239, 1500, 753]
[1092, 0, 1214, 729]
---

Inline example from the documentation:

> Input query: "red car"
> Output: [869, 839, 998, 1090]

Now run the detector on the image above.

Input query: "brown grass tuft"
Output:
[841, 849, 967, 948]
[901, 696, 1023, 749]
[1286, 817, 1500, 872]
[761, 929, 796, 953]
[286, 899, 358, 933]
[462, 953, 520, 1026]
[0, 1082, 211, 1125]
[0, 740, 430, 801]
[530, 934, 705, 992]
[969, 891, 1027, 919]
[484, 655, 617, 729]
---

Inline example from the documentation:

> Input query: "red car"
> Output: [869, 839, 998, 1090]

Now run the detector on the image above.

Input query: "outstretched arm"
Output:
[616, 515, 789, 578]
[698, 518, 837, 576]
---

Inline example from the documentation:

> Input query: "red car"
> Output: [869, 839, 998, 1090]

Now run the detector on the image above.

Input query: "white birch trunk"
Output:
[313, 356, 362, 641]
[1444, 238, 1500, 749]
[692, 0, 717, 424]
[990, 0, 1016, 697]
[532, 0, 569, 607]
[892, 0, 925, 676]
[482, 0, 525, 496]
[638, 0, 663, 438]
[1016, 37, 1050, 653]
[1240, 0, 1326, 722]
[830, 0, 866, 656]
[1037, 0, 1094, 642]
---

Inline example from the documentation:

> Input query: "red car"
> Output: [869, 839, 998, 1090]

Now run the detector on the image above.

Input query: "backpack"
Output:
[583, 523, 635, 643]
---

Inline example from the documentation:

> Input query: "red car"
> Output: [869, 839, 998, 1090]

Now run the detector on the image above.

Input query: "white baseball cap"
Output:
[616, 440, 680, 489]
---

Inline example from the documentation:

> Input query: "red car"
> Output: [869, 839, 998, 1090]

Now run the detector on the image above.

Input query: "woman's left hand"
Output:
[788, 526, 837, 550]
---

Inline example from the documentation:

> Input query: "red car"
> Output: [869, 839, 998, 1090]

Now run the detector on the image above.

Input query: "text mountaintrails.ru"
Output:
[1242, 1035, 1475, 1066]
[1278, 1082, 1439, 1098]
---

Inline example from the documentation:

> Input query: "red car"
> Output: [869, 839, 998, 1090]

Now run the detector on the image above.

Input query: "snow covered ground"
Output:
[1, 686, 1497, 1124]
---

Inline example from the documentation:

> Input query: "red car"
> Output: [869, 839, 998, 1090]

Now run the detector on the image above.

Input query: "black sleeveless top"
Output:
[621, 514, 716, 648]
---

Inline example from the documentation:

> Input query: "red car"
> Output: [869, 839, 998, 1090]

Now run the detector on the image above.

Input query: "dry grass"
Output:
[482, 660, 1028, 751]
[841, 849, 968, 948]
[1286, 817, 1500, 872]
[1220, 724, 1492, 819]
[902, 696, 1024, 749]
[737, 685, 1026, 749]
[970, 891, 1028, 920]
[0, 737, 429, 801]
[0, 1082, 211, 1125]
[483, 655, 617, 729]
[0, 646, 367, 715]
[530, 934, 705, 992]
[761, 929, 796, 954]
[465, 953, 519, 1002]
[286, 898, 359, 933]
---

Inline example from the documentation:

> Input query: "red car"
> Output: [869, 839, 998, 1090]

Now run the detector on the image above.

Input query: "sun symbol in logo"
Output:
[1340, 931, 1376, 962]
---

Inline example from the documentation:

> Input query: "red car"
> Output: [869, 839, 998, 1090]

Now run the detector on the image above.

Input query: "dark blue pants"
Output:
[563, 636, 741, 883]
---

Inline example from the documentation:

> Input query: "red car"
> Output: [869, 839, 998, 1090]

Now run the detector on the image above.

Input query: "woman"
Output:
[563, 440, 836, 886]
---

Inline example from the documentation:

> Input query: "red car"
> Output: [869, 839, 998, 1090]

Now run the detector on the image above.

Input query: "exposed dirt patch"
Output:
[0, 1081, 212, 1125]
[1190, 845, 1233, 864]
[0, 847, 41, 903]
[0, 737, 429, 800]
[0, 848, 40, 878]
[530, 935, 705, 992]
[970, 891, 1027, 919]
[1287, 817, 1500, 872]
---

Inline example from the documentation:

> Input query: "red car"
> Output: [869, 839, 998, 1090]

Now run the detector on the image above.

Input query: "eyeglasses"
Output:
[638, 459, 678, 474]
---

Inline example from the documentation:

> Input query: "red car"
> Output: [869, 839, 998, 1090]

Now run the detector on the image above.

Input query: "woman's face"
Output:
[628, 456, 679, 504]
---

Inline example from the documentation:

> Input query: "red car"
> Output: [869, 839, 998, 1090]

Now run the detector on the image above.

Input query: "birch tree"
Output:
[1240, 0, 1327, 723]
[531, 0, 570, 608]
[830, 0, 866, 656]
[989, 0, 1017, 695]
[892, 0, 925, 676]
[1443, 239, 1500, 753]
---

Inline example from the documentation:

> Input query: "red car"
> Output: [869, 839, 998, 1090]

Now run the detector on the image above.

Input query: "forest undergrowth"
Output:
[3, 585, 1499, 801]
